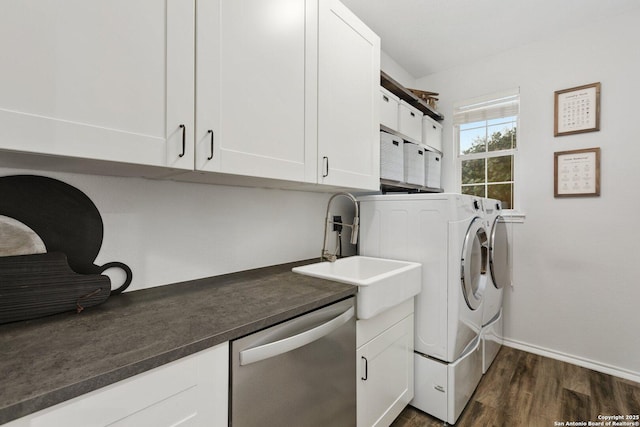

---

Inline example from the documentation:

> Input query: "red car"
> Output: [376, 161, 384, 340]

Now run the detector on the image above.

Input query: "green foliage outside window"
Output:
[460, 126, 516, 208]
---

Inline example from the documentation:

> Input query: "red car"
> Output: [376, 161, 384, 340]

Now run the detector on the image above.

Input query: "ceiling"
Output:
[340, 0, 640, 78]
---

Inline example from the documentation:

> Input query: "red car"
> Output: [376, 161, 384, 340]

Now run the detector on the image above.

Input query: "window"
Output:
[454, 90, 519, 209]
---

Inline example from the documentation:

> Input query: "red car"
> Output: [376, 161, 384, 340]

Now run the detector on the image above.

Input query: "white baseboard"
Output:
[502, 338, 640, 384]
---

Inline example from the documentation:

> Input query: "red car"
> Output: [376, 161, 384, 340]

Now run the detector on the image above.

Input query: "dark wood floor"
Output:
[391, 346, 640, 426]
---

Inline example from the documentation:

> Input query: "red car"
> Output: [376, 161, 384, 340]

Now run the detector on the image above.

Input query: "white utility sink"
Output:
[292, 256, 421, 319]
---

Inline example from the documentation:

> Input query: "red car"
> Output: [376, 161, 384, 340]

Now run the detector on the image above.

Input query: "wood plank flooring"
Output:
[391, 346, 640, 426]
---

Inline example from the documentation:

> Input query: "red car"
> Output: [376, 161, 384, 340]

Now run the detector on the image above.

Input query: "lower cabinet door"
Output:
[6, 342, 228, 427]
[357, 314, 414, 427]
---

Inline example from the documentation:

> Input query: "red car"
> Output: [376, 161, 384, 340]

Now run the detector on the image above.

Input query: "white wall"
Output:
[0, 167, 357, 292]
[416, 8, 640, 380]
[381, 50, 416, 88]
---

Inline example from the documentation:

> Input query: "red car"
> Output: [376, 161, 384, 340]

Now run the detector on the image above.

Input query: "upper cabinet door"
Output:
[317, 0, 381, 190]
[0, 0, 195, 170]
[196, 0, 310, 181]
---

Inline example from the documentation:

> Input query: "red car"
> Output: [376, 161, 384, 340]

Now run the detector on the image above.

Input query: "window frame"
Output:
[453, 90, 522, 219]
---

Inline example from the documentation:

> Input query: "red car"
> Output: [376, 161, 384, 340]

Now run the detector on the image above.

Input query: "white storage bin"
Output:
[424, 149, 442, 189]
[398, 100, 423, 141]
[422, 115, 443, 152]
[380, 131, 404, 182]
[380, 87, 400, 130]
[403, 142, 425, 186]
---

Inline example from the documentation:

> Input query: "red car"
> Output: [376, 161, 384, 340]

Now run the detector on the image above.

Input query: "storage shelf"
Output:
[380, 71, 444, 122]
[380, 125, 442, 156]
[378, 72, 443, 194]
[380, 179, 443, 194]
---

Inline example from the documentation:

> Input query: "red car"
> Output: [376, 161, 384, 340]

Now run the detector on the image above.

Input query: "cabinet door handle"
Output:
[179, 124, 186, 158]
[322, 156, 329, 177]
[361, 356, 368, 381]
[207, 130, 214, 160]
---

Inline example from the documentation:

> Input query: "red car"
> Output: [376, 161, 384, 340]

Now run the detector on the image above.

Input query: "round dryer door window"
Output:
[461, 218, 488, 310]
[489, 215, 511, 289]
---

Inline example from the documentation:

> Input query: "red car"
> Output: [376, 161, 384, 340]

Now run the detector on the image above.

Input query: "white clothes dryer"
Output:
[480, 198, 511, 373]
[482, 198, 510, 326]
[358, 193, 488, 424]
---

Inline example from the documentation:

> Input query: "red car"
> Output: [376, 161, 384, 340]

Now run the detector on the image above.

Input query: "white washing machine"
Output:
[358, 193, 488, 424]
[481, 198, 511, 373]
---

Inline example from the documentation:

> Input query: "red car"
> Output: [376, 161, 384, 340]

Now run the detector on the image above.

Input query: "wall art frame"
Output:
[554, 82, 601, 136]
[554, 147, 600, 197]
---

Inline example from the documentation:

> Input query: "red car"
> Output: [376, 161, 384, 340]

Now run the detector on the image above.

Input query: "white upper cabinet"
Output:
[0, 0, 195, 171]
[317, 0, 381, 190]
[195, 0, 310, 181]
[0, 0, 379, 190]
[197, 0, 380, 190]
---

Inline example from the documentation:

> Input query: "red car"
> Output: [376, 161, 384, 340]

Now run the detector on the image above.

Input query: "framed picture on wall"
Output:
[554, 147, 601, 197]
[554, 82, 601, 136]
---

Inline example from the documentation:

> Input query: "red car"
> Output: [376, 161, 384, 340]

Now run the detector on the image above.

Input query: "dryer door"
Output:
[489, 215, 511, 289]
[461, 217, 487, 310]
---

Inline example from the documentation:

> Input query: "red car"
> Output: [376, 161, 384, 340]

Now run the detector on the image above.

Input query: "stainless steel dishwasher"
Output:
[230, 297, 356, 427]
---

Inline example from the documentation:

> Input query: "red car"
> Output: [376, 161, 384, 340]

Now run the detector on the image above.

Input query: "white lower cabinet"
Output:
[6, 342, 229, 427]
[356, 299, 414, 427]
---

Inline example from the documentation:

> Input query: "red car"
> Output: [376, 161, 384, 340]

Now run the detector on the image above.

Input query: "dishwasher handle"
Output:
[239, 306, 355, 366]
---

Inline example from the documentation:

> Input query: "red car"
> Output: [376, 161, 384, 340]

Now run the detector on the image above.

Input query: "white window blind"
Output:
[453, 89, 520, 125]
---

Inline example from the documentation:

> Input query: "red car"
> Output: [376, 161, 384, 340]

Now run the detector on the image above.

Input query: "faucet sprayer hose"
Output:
[321, 192, 360, 262]
[350, 216, 359, 245]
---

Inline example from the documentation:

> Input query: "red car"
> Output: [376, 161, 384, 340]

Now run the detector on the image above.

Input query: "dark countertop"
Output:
[0, 260, 356, 424]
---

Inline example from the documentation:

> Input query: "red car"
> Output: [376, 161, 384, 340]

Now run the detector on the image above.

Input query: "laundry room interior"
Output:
[1, 1, 639, 426]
